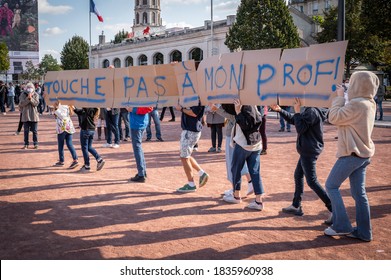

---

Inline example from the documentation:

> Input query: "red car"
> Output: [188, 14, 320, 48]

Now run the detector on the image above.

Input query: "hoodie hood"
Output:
[314, 107, 328, 122]
[348, 71, 379, 101]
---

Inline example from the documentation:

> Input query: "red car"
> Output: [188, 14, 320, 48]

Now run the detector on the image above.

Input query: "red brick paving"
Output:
[0, 108, 390, 260]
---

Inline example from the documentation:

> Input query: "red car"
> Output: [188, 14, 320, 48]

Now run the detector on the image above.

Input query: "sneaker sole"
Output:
[176, 189, 196, 193]
[199, 175, 209, 188]
[282, 209, 304, 216]
[97, 161, 105, 171]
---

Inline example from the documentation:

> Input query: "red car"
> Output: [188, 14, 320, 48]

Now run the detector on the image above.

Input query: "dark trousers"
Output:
[260, 116, 267, 150]
[23, 121, 38, 146]
[105, 111, 120, 144]
[210, 124, 223, 148]
[160, 106, 175, 120]
[293, 155, 332, 211]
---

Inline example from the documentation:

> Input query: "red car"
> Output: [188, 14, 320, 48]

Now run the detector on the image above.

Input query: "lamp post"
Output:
[210, 0, 214, 57]
[337, 0, 345, 41]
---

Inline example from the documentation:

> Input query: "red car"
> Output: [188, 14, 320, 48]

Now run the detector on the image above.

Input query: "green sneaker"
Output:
[199, 172, 209, 187]
[177, 184, 197, 193]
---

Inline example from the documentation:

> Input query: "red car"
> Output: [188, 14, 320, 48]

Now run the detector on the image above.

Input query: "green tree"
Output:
[316, 0, 388, 75]
[113, 29, 129, 44]
[39, 54, 62, 75]
[225, 0, 300, 51]
[0, 42, 10, 74]
[22, 60, 40, 81]
[60, 35, 89, 70]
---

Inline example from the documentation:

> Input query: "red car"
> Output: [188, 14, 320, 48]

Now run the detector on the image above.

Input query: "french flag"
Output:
[90, 0, 103, 22]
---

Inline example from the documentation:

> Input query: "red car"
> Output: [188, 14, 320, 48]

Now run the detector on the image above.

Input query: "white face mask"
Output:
[27, 88, 34, 93]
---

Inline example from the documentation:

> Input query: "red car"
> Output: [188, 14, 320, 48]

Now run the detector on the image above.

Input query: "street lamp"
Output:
[337, 0, 345, 41]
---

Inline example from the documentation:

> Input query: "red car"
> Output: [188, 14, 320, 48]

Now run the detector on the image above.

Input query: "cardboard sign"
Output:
[44, 41, 348, 108]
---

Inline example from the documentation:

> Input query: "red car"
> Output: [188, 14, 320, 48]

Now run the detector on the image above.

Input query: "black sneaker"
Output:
[282, 205, 304, 216]
[69, 161, 79, 169]
[130, 174, 146, 183]
[157, 137, 164, 142]
[145, 138, 152, 142]
[97, 159, 105, 171]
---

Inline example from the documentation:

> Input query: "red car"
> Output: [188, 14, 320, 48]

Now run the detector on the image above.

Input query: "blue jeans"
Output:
[118, 110, 130, 139]
[23, 121, 38, 146]
[57, 132, 78, 162]
[146, 109, 162, 139]
[280, 106, 291, 130]
[7, 96, 15, 111]
[80, 129, 101, 166]
[131, 128, 146, 177]
[231, 144, 264, 195]
[293, 155, 332, 211]
[375, 99, 383, 120]
[106, 111, 120, 144]
[326, 156, 372, 240]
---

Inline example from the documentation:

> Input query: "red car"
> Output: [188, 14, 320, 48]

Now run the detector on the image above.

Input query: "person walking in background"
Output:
[278, 106, 291, 132]
[205, 104, 225, 153]
[324, 71, 378, 242]
[176, 102, 209, 192]
[128, 106, 153, 182]
[146, 107, 164, 142]
[270, 99, 332, 223]
[96, 108, 107, 141]
[375, 82, 385, 121]
[74, 107, 105, 172]
[19, 82, 40, 149]
[160, 106, 175, 122]
[7, 82, 15, 112]
[118, 108, 131, 141]
[103, 108, 120, 148]
[0, 80, 7, 115]
[53, 101, 79, 169]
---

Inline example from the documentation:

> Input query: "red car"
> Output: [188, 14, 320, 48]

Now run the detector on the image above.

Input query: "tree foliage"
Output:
[113, 29, 129, 44]
[316, 0, 389, 74]
[39, 54, 62, 74]
[60, 35, 89, 70]
[225, 0, 300, 51]
[21, 60, 40, 81]
[0, 42, 10, 73]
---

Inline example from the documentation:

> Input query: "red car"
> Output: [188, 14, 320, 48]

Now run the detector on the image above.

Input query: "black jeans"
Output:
[210, 124, 223, 148]
[292, 155, 332, 211]
[23, 121, 38, 146]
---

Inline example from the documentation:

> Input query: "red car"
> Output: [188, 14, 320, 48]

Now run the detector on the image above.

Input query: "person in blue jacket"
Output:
[270, 98, 332, 224]
[128, 106, 153, 183]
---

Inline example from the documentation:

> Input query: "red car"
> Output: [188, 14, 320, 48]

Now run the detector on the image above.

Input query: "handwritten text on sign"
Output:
[44, 41, 347, 108]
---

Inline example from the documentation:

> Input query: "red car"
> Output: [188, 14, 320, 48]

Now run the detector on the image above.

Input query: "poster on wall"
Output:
[0, 0, 39, 52]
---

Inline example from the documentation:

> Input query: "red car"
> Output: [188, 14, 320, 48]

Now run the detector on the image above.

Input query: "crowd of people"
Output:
[1, 70, 383, 242]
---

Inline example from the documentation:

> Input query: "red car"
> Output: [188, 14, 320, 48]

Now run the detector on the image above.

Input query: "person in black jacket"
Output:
[270, 98, 332, 224]
[74, 107, 105, 172]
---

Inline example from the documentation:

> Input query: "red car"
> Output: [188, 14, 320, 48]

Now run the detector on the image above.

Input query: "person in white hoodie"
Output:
[324, 71, 378, 242]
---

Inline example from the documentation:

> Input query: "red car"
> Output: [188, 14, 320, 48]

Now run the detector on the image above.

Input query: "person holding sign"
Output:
[176, 102, 209, 192]
[270, 99, 332, 223]
[324, 71, 378, 241]
[74, 108, 105, 172]
[128, 106, 153, 183]
[222, 100, 264, 210]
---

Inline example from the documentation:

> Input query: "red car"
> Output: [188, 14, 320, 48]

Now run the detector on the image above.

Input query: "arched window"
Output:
[189, 47, 203, 63]
[143, 12, 147, 24]
[170, 50, 182, 62]
[152, 12, 156, 24]
[138, 54, 148, 65]
[143, 0, 147, 5]
[153, 52, 164, 65]
[125, 56, 133, 67]
[136, 13, 140, 24]
[113, 58, 121, 68]
[152, 0, 156, 6]
[136, 0, 139, 6]
[102, 59, 110, 68]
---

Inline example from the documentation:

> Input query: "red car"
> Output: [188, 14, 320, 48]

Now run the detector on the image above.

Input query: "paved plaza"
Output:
[0, 102, 390, 260]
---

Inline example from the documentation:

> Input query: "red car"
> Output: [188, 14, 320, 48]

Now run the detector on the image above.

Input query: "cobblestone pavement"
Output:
[0, 104, 390, 260]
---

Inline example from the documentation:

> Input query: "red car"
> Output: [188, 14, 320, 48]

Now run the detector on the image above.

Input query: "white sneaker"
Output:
[324, 227, 351, 236]
[247, 201, 263, 211]
[111, 144, 120, 148]
[247, 182, 254, 196]
[223, 194, 241, 204]
[223, 189, 233, 196]
[282, 204, 303, 216]
[102, 143, 112, 148]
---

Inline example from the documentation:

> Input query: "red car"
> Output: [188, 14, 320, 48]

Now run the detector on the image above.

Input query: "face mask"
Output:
[27, 88, 34, 93]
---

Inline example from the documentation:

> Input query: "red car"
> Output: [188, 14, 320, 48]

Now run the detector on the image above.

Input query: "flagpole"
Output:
[89, 4, 92, 69]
